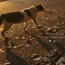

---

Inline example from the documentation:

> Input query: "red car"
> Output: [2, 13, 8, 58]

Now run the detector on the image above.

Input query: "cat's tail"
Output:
[0, 14, 4, 26]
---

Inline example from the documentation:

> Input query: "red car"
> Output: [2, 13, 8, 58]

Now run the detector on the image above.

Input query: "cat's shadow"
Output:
[4, 38, 29, 65]
[24, 31, 53, 52]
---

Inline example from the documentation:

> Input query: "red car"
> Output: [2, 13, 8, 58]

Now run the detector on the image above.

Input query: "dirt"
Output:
[0, 0, 65, 65]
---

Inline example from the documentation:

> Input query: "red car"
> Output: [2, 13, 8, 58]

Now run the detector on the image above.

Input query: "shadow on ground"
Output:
[25, 31, 53, 52]
[4, 38, 29, 65]
[53, 41, 65, 51]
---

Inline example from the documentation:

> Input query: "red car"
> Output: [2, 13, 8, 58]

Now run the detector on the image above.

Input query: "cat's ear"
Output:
[39, 3, 42, 5]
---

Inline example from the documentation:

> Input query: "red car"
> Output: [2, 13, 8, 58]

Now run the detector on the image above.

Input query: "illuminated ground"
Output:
[0, 0, 65, 65]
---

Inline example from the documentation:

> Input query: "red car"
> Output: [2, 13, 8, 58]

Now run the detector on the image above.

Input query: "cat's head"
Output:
[36, 3, 45, 12]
